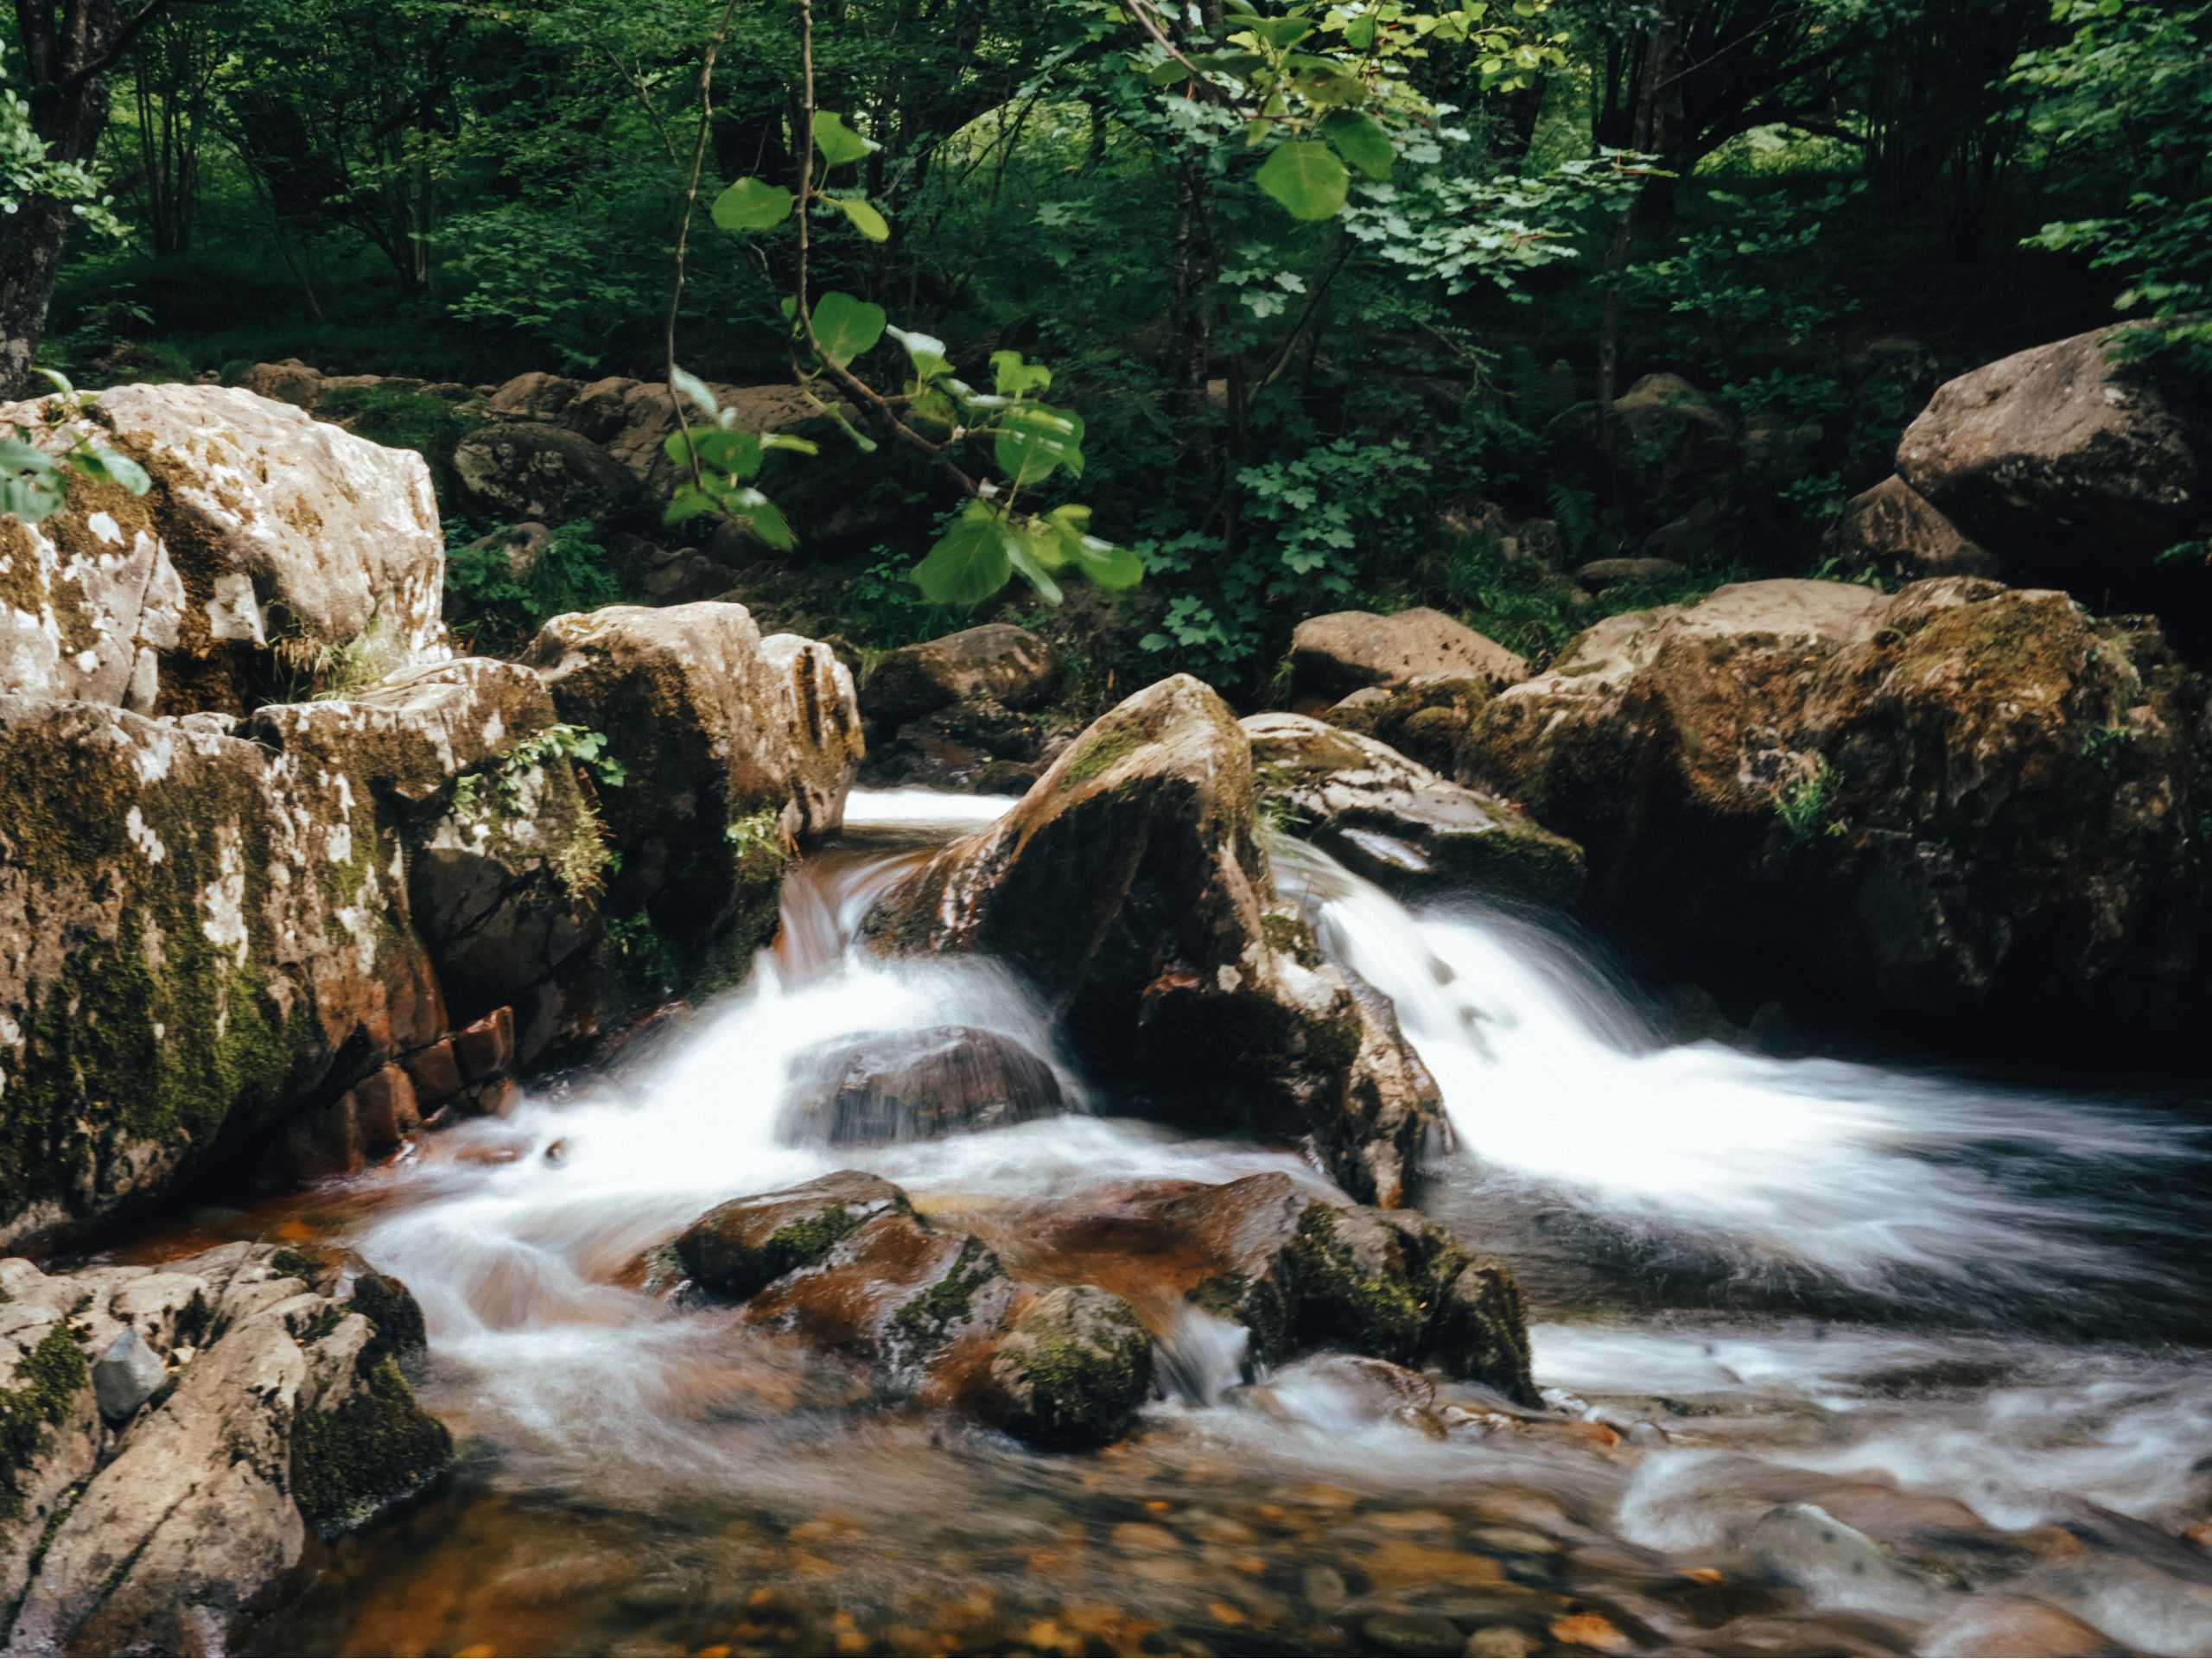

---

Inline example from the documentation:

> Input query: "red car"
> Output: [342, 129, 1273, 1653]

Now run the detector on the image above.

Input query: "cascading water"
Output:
[238, 788, 2212, 1656]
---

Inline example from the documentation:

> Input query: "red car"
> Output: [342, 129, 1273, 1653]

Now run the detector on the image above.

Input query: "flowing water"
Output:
[142, 789, 2212, 1656]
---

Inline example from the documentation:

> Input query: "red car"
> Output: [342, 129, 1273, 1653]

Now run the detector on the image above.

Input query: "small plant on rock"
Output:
[1774, 757, 1841, 841]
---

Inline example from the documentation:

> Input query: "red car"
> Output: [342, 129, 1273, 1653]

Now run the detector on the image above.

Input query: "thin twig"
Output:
[664, 0, 743, 496]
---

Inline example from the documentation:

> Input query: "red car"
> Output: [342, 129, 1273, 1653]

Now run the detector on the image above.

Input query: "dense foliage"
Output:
[3, 0, 2203, 678]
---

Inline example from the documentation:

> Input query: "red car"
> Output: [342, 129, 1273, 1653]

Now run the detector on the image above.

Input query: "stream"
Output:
[115, 789, 2212, 1656]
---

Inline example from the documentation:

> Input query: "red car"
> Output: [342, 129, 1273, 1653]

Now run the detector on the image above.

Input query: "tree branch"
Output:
[48, 0, 172, 94]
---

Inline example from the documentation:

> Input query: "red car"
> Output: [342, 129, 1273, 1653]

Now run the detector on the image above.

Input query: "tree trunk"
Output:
[0, 196, 79, 395]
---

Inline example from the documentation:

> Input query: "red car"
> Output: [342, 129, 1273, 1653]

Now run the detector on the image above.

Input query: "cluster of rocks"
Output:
[0, 382, 864, 1248]
[0, 1242, 449, 1655]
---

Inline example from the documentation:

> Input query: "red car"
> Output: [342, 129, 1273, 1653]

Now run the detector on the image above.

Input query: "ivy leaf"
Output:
[1319, 110, 1394, 181]
[913, 504, 1014, 604]
[1255, 140, 1349, 220]
[813, 111, 878, 167]
[809, 291, 887, 368]
[711, 177, 794, 232]
[828, 194, 890, 243]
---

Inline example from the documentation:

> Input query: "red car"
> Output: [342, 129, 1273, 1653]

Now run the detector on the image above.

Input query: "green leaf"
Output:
[32, 367, 75, 401]
[1045, 505, 1143, 591]
[663, 484, 720, 526]
[1144, 58, 1190, 86]
[812, 111, 878, 167]
[808, 291, 887, 368]
[732, 491, 797, 550]
[828, 194, 890, 243]
[1007, 531, 1065, 607]
[760, 432, 820, 456]
[662, 426, 764, 478]
[988, 349, 1052, 398]
[1319, 110, 1394, 181]
[993, 404, 1085, 486]
[1255, 139, 1349, 220]
[913, 505, 1014, 604]
[886, 325, 952, 380]
[65, 447, 150, 496]
[669, 366, 720, 417]
[711, 177, 794, 232]
[1244, 16, 1313, 48]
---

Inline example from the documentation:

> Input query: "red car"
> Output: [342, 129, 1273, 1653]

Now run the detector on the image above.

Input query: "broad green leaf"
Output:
[1286, 56, 1365, 105]
[993, 404, 1085, 486]
[760, 432, 820, 456]
[663, 484, 720, 526]
[32, 367, 76, 400]
[1255, 139, 1349, 220]
[662, 426, 763, 478]
[828, 194, 890, 242]
[812, 111, 878, 166]
[1244, 16, 1313, 48]
[1007, 530, 1065, 607]
[711, 177, 793, 232]
[913, 505, 1014, 604]
[886, 325, 951, 380]
[728, 488, 797, 550]
[65, 447, 150, 495]
[988, 349, 1052, 398]
[669, 365, 720, 417]
[1319, 110, 1394, 181]
[1144, 58, 1189, 86]
[1046, 505, 1143, 591]
[809, 291, 887, 368]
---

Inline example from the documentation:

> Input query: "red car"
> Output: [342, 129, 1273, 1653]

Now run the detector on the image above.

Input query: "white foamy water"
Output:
[340, 789, 2212, 1649]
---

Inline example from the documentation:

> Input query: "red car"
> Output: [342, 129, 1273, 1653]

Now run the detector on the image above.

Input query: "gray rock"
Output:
[92, 1327, 167, 1425]
[451, 419, 645, 527]
[1574, 556, 1688, 592]
[1291, 608, 1529, 702]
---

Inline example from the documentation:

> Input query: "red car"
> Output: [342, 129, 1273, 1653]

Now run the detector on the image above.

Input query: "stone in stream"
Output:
[979, 1285, 1153, 1447]
[1462, 576, 2212, 1046]
[862, 674, 1444, 1206]
[675, 1170, 916, 1301]
[1242, 711, 1582, 902]
[0, 1243, 448, 1656]
[780, 1027, 1065, 1147]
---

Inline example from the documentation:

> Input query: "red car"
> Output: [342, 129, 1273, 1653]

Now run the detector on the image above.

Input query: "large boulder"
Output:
[0, 384, 444, 715]
[0, 1243, 448, 1655]
[779, 1027, 1065, 1147]
[451, 420, 645, 529]
[1325, 671, 1495, 774]
[1242, 711, 1583, 902]
[1290, 609, 1528, 704]
[863, 676, 1443, 1204]
[1896, 324, 2209, 609]
[521, 603, 862, 989]
[1460, 577, 2212, 1039]
[1821, 475, 1998, 584]
[858, 624, 1066, 791]
[980, 1286, 1153, 1447]
[861, 625, 1059, 729]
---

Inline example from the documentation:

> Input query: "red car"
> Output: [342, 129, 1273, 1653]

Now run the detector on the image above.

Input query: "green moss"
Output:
[289, 1358, 453, 1540]
[1262, 912, 1325, 969]
[315, 385, 481, 493]
[0, 1327, 89, 1527]
[992, 1300, 1152, 1447]
[1056, 720, 1146, 791]
[1287, 1206, 1426, 1363]
[890, 1236, 1000, 1357]
[268, 1249, 322, 1281]
[764, 1204, 861, 1271]
[347, 1273, 428, 1364]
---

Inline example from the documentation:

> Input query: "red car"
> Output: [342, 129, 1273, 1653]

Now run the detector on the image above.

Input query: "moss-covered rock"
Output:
[863, 675, 1444, 1205]
[1463, 576, 2212, 1043]
[982, 1286, 1153, 1448]
[674, 1171, 912, 1300]
[290, 1357, 454, 1539]
[1243, 710, 1583, 904]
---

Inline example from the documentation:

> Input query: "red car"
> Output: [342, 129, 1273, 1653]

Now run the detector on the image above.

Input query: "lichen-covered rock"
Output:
[980, 1286, 1153, 1447]
[0, 384, 444, 715]
[861, 625, 1059, 730]
[0, 1243, 448, 1656]
[1460, 576, 2212, 1040]
[1290, 608, 1528, 704]
[521, 603, 862, 991]
[1896, 324, 2209, 610]
[1821, 475, 1997, 584]
[863, 675, 1443, 1204]
[780, 1026, 1065, 1147]
[451, 419, 645, 528]
[1243, 712, 1583, 903]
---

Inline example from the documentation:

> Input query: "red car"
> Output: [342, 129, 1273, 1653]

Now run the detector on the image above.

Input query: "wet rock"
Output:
[91, 1327, 166, 1425]
[0, 383, 443, 714]
[0, 1243, 448, 1656]
[861, 694, 1065, 792]
[1821, 475, 1997, 584]
[1897, 322, 2210, 615]
[862, 625, 1059, 729]
[1243, 712, 1581, 903]
[675, 1171, 914, 1300]
[781, 1027, 1065, 1147]
[1363, 1610, 1464, 1655]
[452, 419, 645, 528]
[1919, 1599, 2122, 1658]
[1742, 1503, 1934, 1613]
[863, 675, 1443, 1205]
[981, 1285, 1154, 1447]
[1461, 577, 2212, 1043]
[1291, 609, 1529, 703]
[522, 602, 862, 988]
[1325, 673, 1496, 776]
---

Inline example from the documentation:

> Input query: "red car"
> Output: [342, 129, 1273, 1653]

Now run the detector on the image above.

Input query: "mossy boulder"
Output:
[862, 675, 1444, 1205]
[1325, 671, 1495, 774]
[861, 624, 1060, 730]
[981, 1286, 1153, 1448]
[0, 1243, 448, 1654]
[522, 603, 861, 995]
[674, 1171, 913, 1300]
[1242, 711, 1583, 904]
[1462, 576, 2212, 1042]
[0, 383, 444, 715]
[451, 420, 645, 529]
